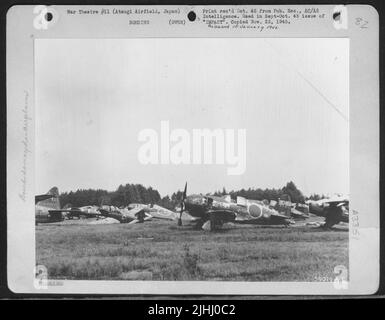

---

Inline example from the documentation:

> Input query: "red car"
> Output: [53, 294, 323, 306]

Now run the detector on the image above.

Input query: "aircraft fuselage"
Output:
[35, 198, 63, 224]
[184, 194, 291, 225]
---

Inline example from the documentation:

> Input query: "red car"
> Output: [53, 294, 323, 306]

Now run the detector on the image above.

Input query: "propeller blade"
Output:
[178, 182, 187, 226]
[182, 182, 187, 200]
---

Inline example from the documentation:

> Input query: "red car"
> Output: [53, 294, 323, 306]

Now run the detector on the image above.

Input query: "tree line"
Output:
[210, 181, 306, 203]
[59, 183, 161, 208]
[59, 181, 324, 209]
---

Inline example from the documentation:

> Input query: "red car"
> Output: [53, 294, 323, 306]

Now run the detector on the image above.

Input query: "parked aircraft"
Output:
[63, 205, 102, 219]
[269, 196, 310, 220]
[178, 183, 294, 231]
[35, 187, 64, 224]
[98, 205, 151, 224]
[307, 196, 349, 228]
[98, 204, 177, 224]
[36, 188, 104, 223]
[128, 203, 178, 220]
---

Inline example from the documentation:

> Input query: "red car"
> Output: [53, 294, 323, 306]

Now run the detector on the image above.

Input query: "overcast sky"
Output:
[35, 38, 349, 197]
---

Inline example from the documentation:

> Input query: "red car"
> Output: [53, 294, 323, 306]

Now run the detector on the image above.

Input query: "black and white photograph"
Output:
[34, 37, 350, 282]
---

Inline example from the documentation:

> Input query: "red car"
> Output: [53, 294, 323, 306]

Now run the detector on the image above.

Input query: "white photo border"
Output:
[6, 4, 379, 294]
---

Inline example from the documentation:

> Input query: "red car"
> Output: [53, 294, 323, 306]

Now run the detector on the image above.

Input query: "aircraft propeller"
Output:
[178, 182, 187, 226]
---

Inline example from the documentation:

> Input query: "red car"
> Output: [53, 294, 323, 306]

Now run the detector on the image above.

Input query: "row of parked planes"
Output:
[35, 183, 349, 231]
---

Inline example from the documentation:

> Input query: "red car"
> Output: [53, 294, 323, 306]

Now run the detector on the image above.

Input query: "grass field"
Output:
[36, 218, 348, 281]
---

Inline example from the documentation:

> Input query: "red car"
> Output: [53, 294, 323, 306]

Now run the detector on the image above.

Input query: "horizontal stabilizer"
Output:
[35, 186, 59, 204]
[35, 194, 55, 204]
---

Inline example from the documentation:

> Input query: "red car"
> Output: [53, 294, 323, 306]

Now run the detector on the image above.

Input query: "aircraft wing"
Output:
[270, 211, 295, 224]
[234, 211, 252, 222]
[150, 205, 178, 220]
[270, 211, 291, 219]
[125, 208, 153, 224]
[325, 200, 349, 206]
[124, 206, 146, 219]
[181, 212, 200, 221]
[55, 208, 81, 212]
[206, 209, 237, 222]
[50, 208, 101, 217]
[128, 214, 153, 224]
[291, 208, 310, 220]
[45, 210, 68, 215]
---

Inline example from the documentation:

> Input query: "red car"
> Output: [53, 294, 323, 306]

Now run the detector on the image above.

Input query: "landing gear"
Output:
[324, 206, 343, 229]
[210, 216, 222, 231]
[194, 219, 205, 230]
[201, 217, 224, 231]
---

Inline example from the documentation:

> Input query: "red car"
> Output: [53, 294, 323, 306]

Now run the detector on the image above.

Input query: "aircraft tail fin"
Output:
[47, 187, 59, 197]
[35, 186, 60, 209]
[35, 186, 60, 204]
[277, 194, 292, 216]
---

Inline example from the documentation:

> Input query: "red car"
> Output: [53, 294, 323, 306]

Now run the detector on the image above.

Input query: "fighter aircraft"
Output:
[97, 205, 150, 224]
[177, 183, 294, 231]
[270, 196, 310, 220]
[307, 196, 349, 228]
[36, 187, 104, 223]
[35, 187, 65, 224]
[128, 203, 178, 220]
[63, 205, 102, 219]
[98, 203, 178, 224]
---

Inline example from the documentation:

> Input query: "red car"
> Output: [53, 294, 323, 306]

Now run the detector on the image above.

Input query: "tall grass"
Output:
[36, 220, 348, 281]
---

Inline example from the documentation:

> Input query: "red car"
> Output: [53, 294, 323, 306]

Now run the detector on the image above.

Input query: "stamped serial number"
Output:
[192, 304, 236, 317]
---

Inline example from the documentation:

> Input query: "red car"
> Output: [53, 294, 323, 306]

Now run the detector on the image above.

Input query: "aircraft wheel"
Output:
[210, 216, 220, 231]
[194, 219, 205, 230]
